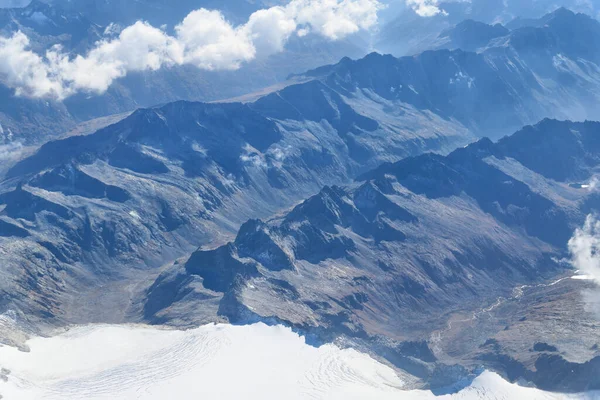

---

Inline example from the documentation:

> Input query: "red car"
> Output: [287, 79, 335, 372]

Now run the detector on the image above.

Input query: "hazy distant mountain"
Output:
[377, 0, 600, 56]
[300, 9, 600, 139]
[5, 6, 600, 149]
[0, 0, 368, 146]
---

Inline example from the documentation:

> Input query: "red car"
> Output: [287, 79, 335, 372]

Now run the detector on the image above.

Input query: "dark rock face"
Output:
[186, 244, 259, 293]
[0, 219, 29, 238]
[30, 164, 131, 202]
[235, 220, 294, 272]
[534, 354, 600, 392]
[0, 185, 73, 221]
[533, 342, 558, 352]
[397, 341, 438, 363]
[478, 351, 600, 393]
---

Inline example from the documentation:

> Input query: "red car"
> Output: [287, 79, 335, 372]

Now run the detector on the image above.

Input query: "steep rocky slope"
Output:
[0, 85, 470, 323]
[146, 119, 600, 390]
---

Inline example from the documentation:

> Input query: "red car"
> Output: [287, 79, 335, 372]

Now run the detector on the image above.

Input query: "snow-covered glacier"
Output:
[0, 323, 594, 400]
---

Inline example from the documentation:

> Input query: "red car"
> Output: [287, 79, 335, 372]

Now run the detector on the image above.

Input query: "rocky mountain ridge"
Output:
[145, 118, 600, 391]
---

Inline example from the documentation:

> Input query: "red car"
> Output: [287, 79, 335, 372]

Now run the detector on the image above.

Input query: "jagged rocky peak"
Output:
[284, 186, 357, 229]
[234, 219, 295, 272]
[184, 243, 260, 293]
[508, 7, 600, 61]
[352, 180, 417, 224]
[543, 6, 590, 26]
[438, 19, 509, 51]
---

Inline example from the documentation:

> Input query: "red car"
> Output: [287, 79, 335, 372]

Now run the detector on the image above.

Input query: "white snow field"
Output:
[0, 323, 595, 400]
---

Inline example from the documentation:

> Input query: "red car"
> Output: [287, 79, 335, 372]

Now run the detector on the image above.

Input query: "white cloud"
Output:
[176, 9, 255, 70]
[0, 0, 382, 100]
[243, 6, 298, 55]
[406, 0, 443, 17]
[0, 141, 23, 165]
[568, 214, 600, 316]
[289, 0, 381, 39]
[54, 21, 184, 95]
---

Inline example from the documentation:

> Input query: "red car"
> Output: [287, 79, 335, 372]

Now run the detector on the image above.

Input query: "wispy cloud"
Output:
[405, 0, 444, 17]
[568, 214, 600, 316]
[0, 0, 382, 100]
[0, 141, 24, 166]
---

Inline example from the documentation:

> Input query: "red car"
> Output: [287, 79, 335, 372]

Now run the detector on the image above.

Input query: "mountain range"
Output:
[1, 108, 599, 390]
[377, 0, 600, 56]
[296, 8, 600, 139]
[4, 6, 600, 149]
[142, 118, 600, 391]
[0, 2, 599, 395]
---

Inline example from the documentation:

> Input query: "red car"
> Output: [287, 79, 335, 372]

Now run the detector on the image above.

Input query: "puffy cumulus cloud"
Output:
[568, 214, 600, 317]
[289, 0, 381, 40]
[0, 0, 381, 100]
[53, 21, 184, 94]
[176, 9, 255, 70]
[0, 32, 64, 98]
[242, 6, 298, 55]
[406, 0, 443, 17]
